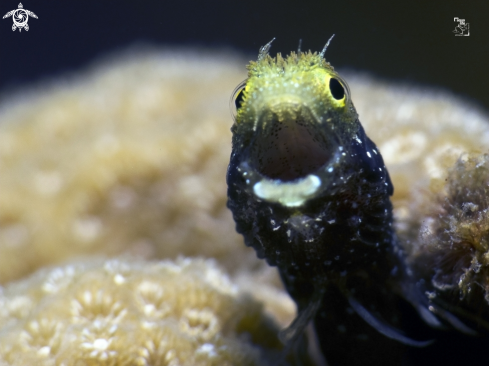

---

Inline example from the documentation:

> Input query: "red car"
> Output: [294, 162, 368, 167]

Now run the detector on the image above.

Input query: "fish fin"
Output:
[429, 304, 478, 336]
[279, 290, 323, 344]
[401, 282, 444, 329]
[275, 289, 324, 366]
[348, 296, 434, 347]
[416, 303, 444, 328]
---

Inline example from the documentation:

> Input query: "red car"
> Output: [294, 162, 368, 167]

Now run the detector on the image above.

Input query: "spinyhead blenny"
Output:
[226, 38, 477, 365]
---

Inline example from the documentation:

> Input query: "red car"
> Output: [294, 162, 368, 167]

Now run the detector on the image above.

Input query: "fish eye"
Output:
[235, 89, 245, 109]
[329, 78, 345, 100]
[229, 80, 247, 122]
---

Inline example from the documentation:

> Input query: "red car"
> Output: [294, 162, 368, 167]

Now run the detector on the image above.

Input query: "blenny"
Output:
[225, 38, 462, 365]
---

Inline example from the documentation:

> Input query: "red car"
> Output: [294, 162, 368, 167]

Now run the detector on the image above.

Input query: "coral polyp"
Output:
[0, 258, 284, 366]
[414, 154, 489, 320]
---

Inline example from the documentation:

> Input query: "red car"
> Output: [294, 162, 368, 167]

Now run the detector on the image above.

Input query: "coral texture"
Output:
[0, 49, 250, 285]
[1, 47, 489, 364]
[412, 154, 489, 315]
[1, 50, 488, 288]
[348, 76, 489, 250]
[0, 257, 284, 366]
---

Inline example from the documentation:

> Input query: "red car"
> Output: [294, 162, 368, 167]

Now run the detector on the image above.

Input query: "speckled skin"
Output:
[227, 51, 427, 364]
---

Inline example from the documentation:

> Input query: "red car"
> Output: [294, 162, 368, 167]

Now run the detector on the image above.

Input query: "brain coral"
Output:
[1, 46, 489, 364]
[0, 257, 286, 366]
[0, 48, 251, 285]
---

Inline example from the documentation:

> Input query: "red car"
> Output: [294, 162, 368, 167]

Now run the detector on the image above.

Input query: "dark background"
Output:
[0, 0, 488, 110]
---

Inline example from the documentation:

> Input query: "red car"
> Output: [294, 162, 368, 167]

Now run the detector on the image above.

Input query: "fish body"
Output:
[226, 43, 433, 365]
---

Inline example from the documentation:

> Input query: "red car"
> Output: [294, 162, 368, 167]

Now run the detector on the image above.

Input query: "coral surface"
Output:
[1, 47, 489, 365]
[0, 257, 284, 366]
[0, 49, 249, 284]
[412, 154, 489, 317]
[348, 76, 489, 250]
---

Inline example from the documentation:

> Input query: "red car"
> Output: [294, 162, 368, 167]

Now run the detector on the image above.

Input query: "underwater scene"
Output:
[1, 1, 488, 365]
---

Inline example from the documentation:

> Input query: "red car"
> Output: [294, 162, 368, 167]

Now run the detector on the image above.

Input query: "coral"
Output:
[347, 76, 489, 252]
[1, 47, 489, 364]
[2, 53, 488, 289]
[0, 257, 286, 366]
[0, 48, 254, 285]
[411, 154, 489, 313]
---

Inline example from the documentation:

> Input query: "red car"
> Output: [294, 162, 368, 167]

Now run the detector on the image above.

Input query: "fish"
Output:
[225, 38, 452, 365]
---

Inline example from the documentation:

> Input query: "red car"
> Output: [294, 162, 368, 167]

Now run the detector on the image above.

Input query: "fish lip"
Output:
[235, 146, 344, 207]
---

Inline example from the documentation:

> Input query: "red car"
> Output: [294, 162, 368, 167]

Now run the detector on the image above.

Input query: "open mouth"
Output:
[250, 104, 338, 182]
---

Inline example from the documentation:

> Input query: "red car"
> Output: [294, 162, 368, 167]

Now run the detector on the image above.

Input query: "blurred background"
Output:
[0, 0, 488, 109]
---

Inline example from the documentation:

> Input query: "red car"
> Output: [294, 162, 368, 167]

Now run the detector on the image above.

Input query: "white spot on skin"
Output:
[327, 167, 334, 173]
[366, 151, 371, 158]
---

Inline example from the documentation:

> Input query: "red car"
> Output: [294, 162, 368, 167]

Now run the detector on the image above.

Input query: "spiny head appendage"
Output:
[257, 38, 276, 62]
[249, 36, 337, 79]
[234, 36, 356, 138]
[247, 50, 335, 79]
[255, 35, 335, 63]
[319, 34, 335, 59]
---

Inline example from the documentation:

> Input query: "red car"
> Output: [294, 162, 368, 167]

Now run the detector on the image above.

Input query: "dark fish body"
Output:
[228, 120, 399, 304]
[226, 44, 462, 365]
[227, 123, 410, 364]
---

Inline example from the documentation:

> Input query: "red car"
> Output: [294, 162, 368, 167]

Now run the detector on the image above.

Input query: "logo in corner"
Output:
[3, 3, 38, 32]
[453, 17, 469, 36]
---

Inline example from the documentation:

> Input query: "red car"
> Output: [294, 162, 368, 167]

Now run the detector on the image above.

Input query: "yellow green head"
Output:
[230, 39, 360, 183]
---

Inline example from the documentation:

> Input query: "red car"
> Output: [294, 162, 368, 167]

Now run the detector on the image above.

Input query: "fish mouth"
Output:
[249, 102, 339, 182]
